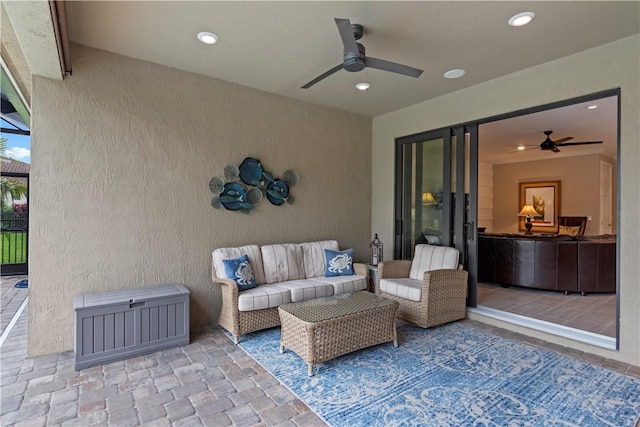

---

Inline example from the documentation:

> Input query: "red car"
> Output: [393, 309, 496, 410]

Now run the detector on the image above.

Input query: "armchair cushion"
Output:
[379, 278, 422, 302]
[324, 248, 354, 277]
[300, 240, 339, 278]
[409, 245, 460, 280]
[222, 254, 257, 291]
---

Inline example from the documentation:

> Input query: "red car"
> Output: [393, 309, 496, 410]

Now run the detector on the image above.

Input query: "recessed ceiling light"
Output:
[508, 12, 535, 27]
[517, 146, 526, 151]
[197, 31, 219, 45]
[355, 82, 371, 91]
[586, 104, 600, 110]
[444, 69, 465, 79]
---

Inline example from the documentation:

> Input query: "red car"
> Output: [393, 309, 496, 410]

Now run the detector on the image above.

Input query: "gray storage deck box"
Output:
[74, 284, 190, 370]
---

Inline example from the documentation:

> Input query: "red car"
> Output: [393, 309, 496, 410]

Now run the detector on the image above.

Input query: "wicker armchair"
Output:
[378, 245, 468, 328]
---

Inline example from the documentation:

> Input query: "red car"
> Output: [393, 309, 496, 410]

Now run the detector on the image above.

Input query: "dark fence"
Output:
[1, 211, 28, 230]
[1, 171, 29, 275]
[1, 211, 28, 268]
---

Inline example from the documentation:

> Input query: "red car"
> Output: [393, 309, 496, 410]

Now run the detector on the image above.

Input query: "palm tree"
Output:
[0, 137, 28, 210]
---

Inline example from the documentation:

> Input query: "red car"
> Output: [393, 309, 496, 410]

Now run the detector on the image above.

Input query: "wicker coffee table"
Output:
[278, 291, 399, 375]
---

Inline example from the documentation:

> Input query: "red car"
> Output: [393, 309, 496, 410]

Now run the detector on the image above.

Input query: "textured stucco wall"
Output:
[372, 35, 640, 366]
[28, 44, 371, 356]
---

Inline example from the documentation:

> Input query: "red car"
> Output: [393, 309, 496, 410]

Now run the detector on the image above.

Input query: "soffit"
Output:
[2, 0, 62, 82]
[1, 2, 31, 105]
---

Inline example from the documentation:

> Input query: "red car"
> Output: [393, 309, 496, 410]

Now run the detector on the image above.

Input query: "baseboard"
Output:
[468, 306, 617, 350]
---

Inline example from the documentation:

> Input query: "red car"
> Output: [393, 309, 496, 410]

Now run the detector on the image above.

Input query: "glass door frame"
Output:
[394, 125, 478, 307]
[394, 129, 452, 257]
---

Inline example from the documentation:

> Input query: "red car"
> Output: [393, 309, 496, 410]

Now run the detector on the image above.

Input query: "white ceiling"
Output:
[58, 2, 640, 163]
[65, 1, 639, 118]
[479, 95, 618, 164]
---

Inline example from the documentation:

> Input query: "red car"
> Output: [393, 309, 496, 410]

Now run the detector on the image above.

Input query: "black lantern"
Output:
[370, 233, 383, 266]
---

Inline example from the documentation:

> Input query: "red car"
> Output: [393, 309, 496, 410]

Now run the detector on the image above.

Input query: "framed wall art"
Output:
[518, 180, 561, 233]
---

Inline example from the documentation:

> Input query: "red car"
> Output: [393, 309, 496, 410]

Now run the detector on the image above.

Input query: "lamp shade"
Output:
[518, 205, 539, 217]
[422, 192, 436, 204]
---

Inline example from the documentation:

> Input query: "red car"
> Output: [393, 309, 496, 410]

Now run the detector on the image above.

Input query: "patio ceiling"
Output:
[2, 1, 638, 163]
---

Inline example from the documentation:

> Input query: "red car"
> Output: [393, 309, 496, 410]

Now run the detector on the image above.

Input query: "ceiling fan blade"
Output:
[301, 64, 344, 89]
[553, 136, 573, 144]
[334, 18, 359, 57]
[555, 141, 603, 147]
[551, 147, 561, 153]
[366, 57, 423, 78]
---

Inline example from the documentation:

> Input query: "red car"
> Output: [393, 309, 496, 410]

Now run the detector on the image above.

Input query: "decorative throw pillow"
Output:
[324, 249, 354, 277]
[558, 225, 580, 236]
[222, 254, 257, 291]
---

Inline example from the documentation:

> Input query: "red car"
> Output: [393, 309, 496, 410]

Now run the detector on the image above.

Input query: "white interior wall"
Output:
[478, 162, 493, 232]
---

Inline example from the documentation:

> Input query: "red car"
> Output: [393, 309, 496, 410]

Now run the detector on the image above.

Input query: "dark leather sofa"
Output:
[478, 233, 616, 294]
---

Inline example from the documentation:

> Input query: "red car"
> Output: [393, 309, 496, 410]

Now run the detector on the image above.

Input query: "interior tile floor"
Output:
[1, 276, 637, 426]
[477, 282, 617, 337]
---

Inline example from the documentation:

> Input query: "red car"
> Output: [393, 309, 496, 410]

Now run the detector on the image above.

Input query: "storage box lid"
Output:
[74, 284, 189, 309]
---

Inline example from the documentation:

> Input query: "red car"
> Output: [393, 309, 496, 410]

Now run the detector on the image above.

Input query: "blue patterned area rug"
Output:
[232, 322, 640, 426]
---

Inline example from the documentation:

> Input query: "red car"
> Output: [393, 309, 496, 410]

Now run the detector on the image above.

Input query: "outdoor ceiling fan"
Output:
[301, 18, 424, 89]
[511, 130, 603, 153]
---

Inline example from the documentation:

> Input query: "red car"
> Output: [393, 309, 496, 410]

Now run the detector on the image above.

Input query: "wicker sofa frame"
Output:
[212, 263, 369, 344]
[378, 260, 468, 328]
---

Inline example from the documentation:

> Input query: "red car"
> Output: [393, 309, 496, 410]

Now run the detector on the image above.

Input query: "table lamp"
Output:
[518, 204, 538, 234]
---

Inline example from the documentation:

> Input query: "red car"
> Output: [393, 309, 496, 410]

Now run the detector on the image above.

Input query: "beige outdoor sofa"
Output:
[212, 240, 368, 343]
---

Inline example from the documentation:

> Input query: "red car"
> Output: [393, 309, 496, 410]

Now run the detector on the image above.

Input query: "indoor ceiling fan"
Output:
[511, 130, 603, 153]
[301, 18, 424, 89]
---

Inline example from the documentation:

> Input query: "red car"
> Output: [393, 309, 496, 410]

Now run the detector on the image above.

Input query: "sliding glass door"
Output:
[394, 125, 478, 306]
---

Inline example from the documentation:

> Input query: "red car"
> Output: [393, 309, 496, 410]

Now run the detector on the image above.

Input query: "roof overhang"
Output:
[1, 0, 64, 81]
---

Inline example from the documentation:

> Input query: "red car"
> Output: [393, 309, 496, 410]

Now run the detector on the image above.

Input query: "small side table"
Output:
[367, 264, 380, 294]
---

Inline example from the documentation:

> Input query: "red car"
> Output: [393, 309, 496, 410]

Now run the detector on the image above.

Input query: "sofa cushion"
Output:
[324, 248, 354, 277]
[213, 245, 266, 285]
[237, 284, 293, 311]
[277, 278, 335, 302]
[318, 275, 368, 295]
[261, 243, 305, 284]
[409, 245, 459, 281]
[222, 255, 257, 291]
[380, 278, 423, 302]
[299, 240, 339, 278]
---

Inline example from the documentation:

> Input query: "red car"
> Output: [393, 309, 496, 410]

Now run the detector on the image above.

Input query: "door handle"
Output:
[465, 221, 475, 241]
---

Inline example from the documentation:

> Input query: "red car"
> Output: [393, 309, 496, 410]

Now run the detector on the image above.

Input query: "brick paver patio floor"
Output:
[1, 276, 637, 426]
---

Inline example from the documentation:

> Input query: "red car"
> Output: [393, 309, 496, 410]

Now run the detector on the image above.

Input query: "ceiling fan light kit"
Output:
[355, 82, 371, 91]
[301, 18, 424, 89]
